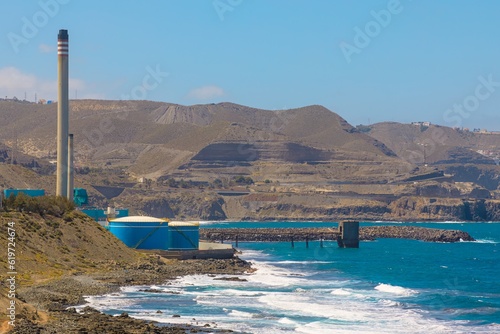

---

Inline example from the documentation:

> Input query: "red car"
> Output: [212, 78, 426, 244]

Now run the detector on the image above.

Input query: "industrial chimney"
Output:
[67, 133, 74, 201]
[56, 29, 69, 197]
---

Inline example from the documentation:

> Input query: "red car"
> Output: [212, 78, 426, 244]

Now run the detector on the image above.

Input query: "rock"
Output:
[139, 288, 164, 293]
[80, 306, 100, 314]
[213, 277, 247, 282]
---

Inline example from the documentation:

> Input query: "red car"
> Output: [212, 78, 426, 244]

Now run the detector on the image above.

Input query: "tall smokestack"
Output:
[56, 29, 69, 197]
[67, 134, 74, 201]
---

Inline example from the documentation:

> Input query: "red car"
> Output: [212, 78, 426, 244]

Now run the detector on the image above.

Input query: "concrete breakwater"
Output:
[200, 226, 475, 243]
[361, 226, 475, 242]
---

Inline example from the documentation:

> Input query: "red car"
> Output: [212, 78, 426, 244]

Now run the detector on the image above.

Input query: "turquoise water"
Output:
[82, 222, 500, 333]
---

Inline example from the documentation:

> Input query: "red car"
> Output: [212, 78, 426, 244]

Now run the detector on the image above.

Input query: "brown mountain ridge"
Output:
[1, 99, 500, 221]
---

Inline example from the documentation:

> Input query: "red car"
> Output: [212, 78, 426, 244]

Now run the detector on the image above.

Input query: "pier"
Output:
[200, 224, 475, 246]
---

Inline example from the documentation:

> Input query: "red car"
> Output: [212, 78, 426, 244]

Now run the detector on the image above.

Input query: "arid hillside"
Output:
[367, 122, 500, 165]
[367, 122, 500, 191]
[0, 99, 406, 184]
[1, 99, 499, 221]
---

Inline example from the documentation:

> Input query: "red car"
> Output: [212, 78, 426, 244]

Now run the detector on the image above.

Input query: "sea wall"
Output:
[360, 226, 474, 242]
[200, 226, 475, 243]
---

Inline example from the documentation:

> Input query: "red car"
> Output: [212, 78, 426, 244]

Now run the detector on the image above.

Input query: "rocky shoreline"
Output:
[12, 257, 252, 334]
[7, 223, 474, 333]
[200, 225, 475, 243]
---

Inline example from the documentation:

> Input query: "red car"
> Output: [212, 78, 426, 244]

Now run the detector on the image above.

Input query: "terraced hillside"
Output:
[1, 99, 499, 221]
[367, 122, 500, 191]
[0, 100, 403, 182]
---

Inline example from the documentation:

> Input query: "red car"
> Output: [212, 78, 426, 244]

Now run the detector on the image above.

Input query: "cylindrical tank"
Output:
[108, 216, 169, 250]
[168, 222, 199, 250]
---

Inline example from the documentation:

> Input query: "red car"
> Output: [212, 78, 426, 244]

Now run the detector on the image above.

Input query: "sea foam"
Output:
[374, 283, 418, 296]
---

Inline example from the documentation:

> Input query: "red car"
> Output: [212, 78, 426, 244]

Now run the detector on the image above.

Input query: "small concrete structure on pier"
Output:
[337, 221, 359, 248]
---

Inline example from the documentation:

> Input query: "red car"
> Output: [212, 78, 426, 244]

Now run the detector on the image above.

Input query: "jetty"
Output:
[200, 225, 475, 244]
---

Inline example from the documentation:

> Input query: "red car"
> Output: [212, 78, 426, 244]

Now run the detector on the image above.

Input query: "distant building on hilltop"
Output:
[411, 121, 431, 127]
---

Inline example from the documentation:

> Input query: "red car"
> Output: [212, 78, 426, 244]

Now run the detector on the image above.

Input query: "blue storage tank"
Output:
[108, 216, 168, 250]
[168, 222, 199, 250]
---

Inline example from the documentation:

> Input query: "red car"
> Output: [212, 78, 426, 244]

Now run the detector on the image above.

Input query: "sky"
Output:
[1, 0, 499, 130]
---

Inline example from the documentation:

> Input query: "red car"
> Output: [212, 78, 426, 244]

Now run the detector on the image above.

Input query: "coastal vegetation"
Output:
[1, 193, 74, 217]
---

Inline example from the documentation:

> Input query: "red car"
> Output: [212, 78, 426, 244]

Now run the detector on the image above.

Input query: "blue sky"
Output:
[1, 0, 499, 130]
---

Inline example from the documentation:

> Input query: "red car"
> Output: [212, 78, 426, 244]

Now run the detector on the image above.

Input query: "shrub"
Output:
[355, 124, 372, 133]
[3, 194, 75, 217]
[233, 175, 254, 185]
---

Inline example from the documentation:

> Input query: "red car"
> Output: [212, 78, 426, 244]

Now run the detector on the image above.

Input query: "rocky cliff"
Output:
[119, 191, 500, 222]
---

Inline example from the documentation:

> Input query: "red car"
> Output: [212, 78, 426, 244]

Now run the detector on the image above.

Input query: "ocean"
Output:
[81, 222, 500, 333]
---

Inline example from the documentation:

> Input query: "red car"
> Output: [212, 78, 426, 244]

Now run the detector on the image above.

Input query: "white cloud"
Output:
[188, 85, 225, 100]
[0, 67, 102, 101]
[0, 67, 37, 92]
[39, 43, 54, 53]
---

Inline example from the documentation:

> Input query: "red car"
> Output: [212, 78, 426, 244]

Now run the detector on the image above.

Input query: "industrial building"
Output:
[81, 207, 129, 224]
[3, 188, 45, 198]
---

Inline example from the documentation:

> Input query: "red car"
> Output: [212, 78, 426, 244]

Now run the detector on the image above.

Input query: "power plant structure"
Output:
[56, 29, 72, 199]
[67, 133, 74, 202]
[51, 29, 228, 258]
[0, 29, 233, 260]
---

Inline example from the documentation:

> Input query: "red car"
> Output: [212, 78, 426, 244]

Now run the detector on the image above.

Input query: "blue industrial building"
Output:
[3, 189, 45, 198]
[81, 207, 129, 222]
[73, 188, 88, 207]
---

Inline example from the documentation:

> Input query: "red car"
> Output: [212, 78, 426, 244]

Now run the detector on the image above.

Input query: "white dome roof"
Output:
[110, 216, 168, 223]
[168, 221, 199, 226]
